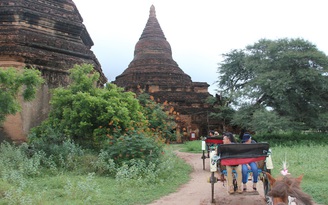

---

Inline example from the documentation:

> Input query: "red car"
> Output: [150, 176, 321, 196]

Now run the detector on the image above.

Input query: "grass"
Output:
[269, 145, 328, 205]
[1, 140, 326, 205]
[0, 145, 192, 205]
[181, 140, 328, 205]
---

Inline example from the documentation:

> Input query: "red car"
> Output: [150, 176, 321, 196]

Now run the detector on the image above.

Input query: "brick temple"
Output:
[0, 0, 106, 142]
[114, 5, 215, 140]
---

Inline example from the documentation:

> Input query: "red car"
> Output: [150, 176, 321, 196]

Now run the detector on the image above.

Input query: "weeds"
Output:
[0, 142, 191, 205]
[64, 173, 100, 202]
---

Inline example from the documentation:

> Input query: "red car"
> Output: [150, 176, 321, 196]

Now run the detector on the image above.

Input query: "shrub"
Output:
[28, 127, 85, 171]
[0, 142, 42, 179]
[105, 132, 164, 165]
[137, 93, 177, 143]
[28, 64, 172, 168]
[90, 150, 116, 176]
[254, 132, 328, 146]
[30, 64, 150, 151]
[63, 173, 100, 202]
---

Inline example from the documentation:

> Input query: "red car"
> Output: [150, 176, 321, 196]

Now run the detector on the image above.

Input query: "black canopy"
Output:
[218, 143, 270, 159]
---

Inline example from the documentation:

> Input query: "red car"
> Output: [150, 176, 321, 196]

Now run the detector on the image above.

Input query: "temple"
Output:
[0, 0, 107, 142]
[114, 5, 214, 140]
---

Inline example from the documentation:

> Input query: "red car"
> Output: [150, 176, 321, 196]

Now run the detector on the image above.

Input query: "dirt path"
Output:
[148, 151, 267, 205]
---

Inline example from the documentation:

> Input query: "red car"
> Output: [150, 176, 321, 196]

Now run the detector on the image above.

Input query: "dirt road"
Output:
[148, 151, 267, 205]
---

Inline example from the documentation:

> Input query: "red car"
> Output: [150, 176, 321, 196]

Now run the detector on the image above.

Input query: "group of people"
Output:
[221, 132, 258, 194]
[208, 130, 220, 137]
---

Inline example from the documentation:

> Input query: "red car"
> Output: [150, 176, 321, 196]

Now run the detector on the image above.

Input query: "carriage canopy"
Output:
[218, 143, 270, 166]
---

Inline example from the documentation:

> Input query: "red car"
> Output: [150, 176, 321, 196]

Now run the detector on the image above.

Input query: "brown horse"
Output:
[266, 172, 314, 205]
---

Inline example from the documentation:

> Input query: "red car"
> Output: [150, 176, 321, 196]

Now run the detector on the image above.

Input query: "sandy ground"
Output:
[148, 151, 268, 205]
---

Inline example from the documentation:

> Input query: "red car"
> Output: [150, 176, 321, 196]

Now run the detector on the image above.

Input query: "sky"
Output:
[74, 0, 328, 95]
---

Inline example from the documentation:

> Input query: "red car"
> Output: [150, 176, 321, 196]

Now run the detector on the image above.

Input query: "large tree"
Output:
[217, 38, 328, 132]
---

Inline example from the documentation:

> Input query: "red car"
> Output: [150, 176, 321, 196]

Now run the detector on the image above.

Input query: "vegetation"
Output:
[137, 93, 177, 143]
[0, 67, 44, 125]
[29, 64, 178, 165]
[0, 64, 190, 204]
[0, 141, 191, 205]
[31, 64, 148, 150]
[215, 38, 328, 133]
[206, 95, 235, 132]
[254, 132, 328, 146]
[270, 145, 328, 205]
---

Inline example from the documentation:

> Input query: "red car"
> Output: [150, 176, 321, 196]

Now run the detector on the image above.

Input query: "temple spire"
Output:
[115, 4, 193, 86]
[150, 5, 156, 18]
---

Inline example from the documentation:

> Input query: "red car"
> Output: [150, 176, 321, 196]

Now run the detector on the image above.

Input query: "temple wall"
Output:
[0, 64, 52, 142]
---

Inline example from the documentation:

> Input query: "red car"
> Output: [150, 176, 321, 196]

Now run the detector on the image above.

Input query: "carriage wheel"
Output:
[262, 172, 271, 196]
[201, 150, 206, 170]
[210, 172, 216, 203]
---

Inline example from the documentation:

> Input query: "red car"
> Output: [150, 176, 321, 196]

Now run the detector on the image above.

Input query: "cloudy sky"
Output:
[74, 0, 328, 95]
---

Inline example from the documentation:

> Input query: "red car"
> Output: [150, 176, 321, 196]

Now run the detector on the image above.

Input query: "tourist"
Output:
[208, 130, 215, 137]
[241, 133, 258, 191]
[222, 132, 243, 194]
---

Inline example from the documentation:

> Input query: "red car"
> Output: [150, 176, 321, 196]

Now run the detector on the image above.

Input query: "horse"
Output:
[265, 172, 314, 205]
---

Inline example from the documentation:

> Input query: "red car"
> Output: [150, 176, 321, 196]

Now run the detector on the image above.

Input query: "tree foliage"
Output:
[32, 65, 146, 145]
[137, 93, 177, 142]
[206, 95, 235, 132]
[0, 67, 44, 124]
[30, 64, 169, 164]
[216, 38, 328, 132]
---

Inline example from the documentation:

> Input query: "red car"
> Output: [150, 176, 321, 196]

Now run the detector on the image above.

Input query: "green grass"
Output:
[180, 140, 328, 205]
[1, 140, 326, 205]
[175, 140, 201, 153]
[0, 145, 192, 205]
[269, 145, 328, 205]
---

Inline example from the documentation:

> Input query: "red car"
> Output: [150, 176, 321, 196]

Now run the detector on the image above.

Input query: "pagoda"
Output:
[114, 5, 213, 140]
[0, 0, 107, 142]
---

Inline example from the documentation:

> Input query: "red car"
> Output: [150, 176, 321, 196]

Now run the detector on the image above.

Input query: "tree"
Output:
[137, 93, 177, 142]
[32, 64, 147, 146]
[0, 67, 44, 124]
[217, 38, 328, 132]
[206, 95, 235, 132]
[30, 64, 166, 164]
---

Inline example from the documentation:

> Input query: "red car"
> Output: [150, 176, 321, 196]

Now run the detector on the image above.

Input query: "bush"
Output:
[28, 127, 85, 171]
[105, 132, 164, 165]
[90, 150, 116, 176]
[0, 142, 42, 180]
[31, 64, 148, 150]
[28, 64, 171, 169]
[137, 93, 177, 143]
[254, 132, 328, 146]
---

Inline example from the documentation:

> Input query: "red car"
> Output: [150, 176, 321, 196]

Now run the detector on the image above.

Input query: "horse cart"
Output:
[204, 142, 273, 203]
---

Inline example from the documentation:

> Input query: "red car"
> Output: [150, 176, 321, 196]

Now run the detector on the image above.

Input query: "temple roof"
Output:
[115, 5, 192, 87]
[0, 0, 107, 84]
